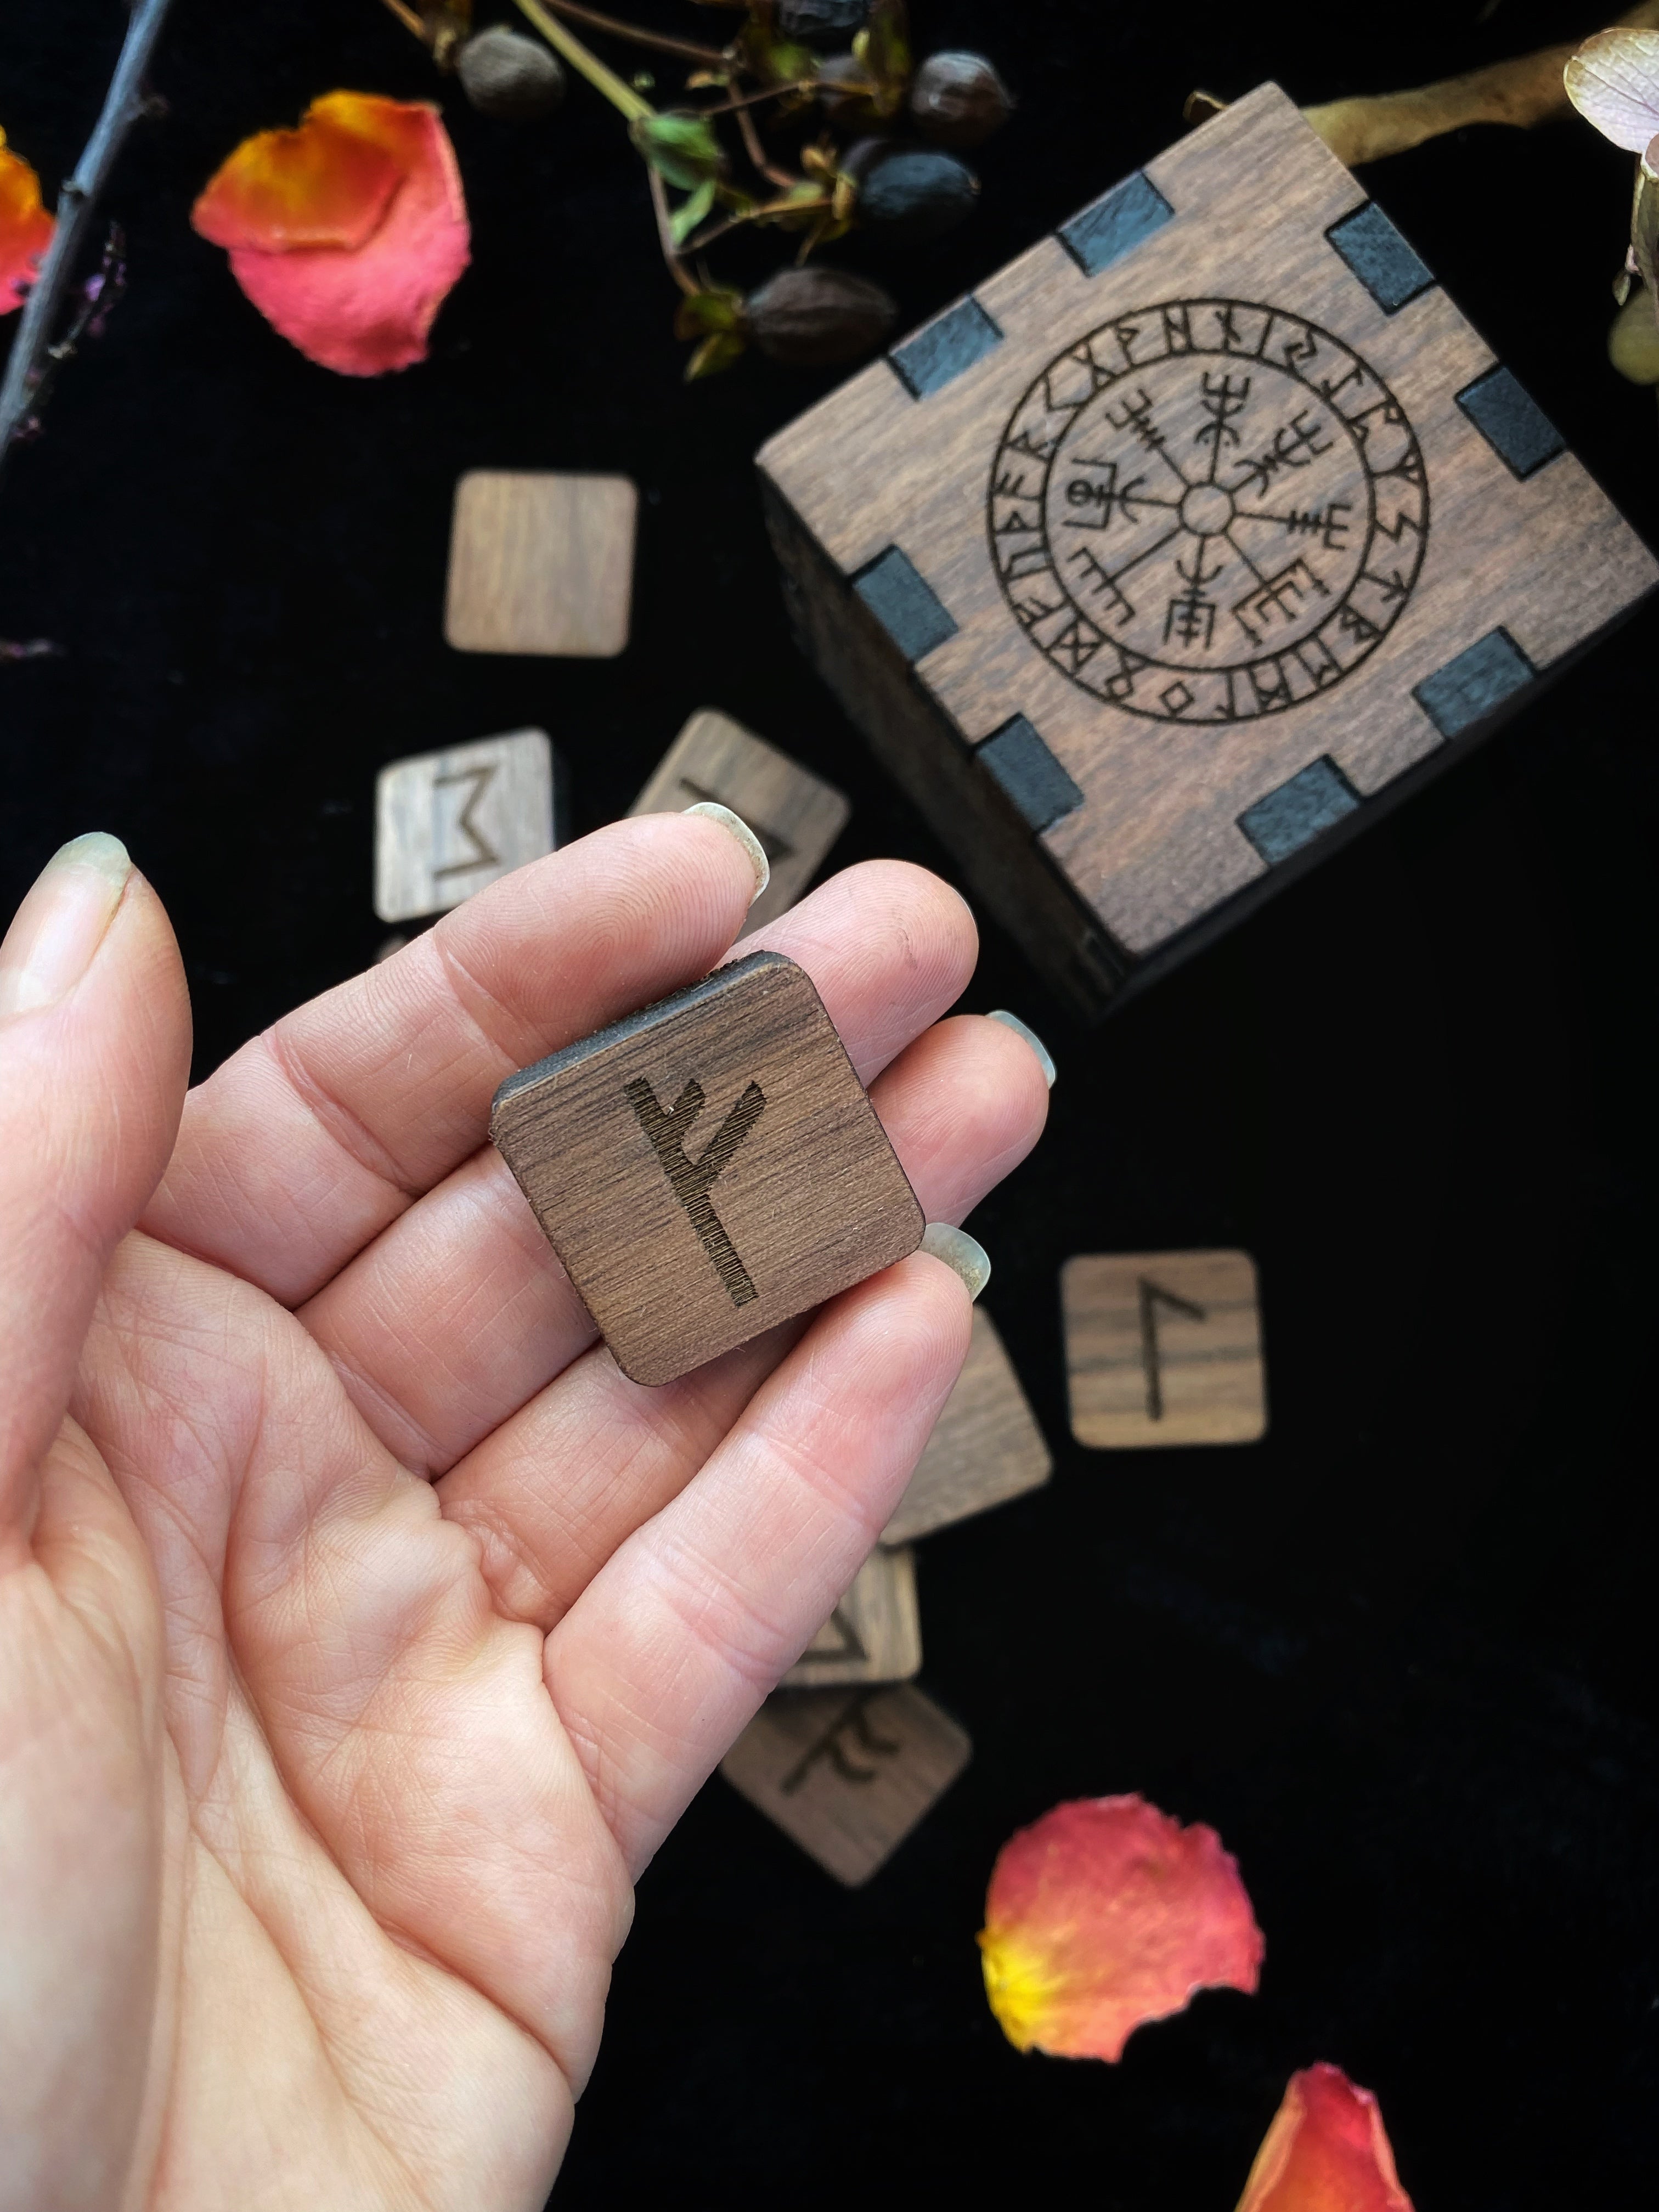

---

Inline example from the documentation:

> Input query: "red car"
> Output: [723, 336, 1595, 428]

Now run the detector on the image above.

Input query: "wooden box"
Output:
[757, 85, 1657, 1019]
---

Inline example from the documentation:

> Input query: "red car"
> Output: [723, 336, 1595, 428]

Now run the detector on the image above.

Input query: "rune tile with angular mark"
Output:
[374, 727, 556, 924]
[629, 708, 850, 934]
[1063, 1249, 1267, 1447]
[490, 952, 923, 1386]
[722, 1683, 971, 1886]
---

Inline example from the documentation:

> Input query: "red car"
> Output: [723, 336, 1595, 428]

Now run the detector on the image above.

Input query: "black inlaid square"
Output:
[1413, 628, 1537, 737]
[1325, 202, 1435, 314]
[1238, 757, 1361, 865]
[1057, 171, 1174, 279]
[977, 716, 1084, 833]
[852, 547, 957, 664]
[1457, 366, 1567, 480]
[890, 297, 1003, 400]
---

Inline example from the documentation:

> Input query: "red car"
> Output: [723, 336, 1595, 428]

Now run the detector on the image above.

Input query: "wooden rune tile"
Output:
[1063, 1249, 1267, 1447]
[757, 83, 1658, 1019]
[781, 1545, 921, 1689]
[444, 470, 636, 656]
[881, 1306, 1052, 1544]
[374, 728, 556, 924]
[490, 951, 923, 1386]
[629, 708, 851, 934]
[721, 1683, 971, 1886]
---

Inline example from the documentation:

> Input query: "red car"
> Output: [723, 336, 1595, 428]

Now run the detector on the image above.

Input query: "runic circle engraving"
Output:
[988, 298, 1429, 723]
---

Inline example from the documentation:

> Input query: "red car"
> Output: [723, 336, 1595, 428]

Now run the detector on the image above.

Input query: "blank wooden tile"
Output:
[444, 470, 636, 656]
[629, 709, 851, 933]
[782, 1545, 921, 1689]
[881, 1306, 1052, 1544]
[1063, 1249, 1267, 1447]
[374, 728, 556, 924]
[721, 1683, 971, 1886]
[491, 951, 923, 1386]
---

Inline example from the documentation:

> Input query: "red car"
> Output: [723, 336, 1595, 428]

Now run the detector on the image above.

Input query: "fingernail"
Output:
[988, 1009, 1056, 1088]
[685, 802, 770, 910]
[920, 1222, 991, 1302]
[0, 833, 133, 1018]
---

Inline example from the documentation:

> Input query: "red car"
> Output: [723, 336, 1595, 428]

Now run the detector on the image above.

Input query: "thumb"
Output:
[0, 834, 191, 1546]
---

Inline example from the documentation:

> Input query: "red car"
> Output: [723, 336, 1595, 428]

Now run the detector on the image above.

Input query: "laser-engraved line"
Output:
[625, 1075, 767, 1306]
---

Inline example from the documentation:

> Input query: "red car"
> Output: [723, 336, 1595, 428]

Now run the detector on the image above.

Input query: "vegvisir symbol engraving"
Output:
[987, 299, 1429, 723]
[625, 1075, 767, 1307]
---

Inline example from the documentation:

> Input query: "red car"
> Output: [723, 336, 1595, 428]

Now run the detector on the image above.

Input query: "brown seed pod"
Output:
[909, 50, 1013, 148]
[745, 266, 899, 366]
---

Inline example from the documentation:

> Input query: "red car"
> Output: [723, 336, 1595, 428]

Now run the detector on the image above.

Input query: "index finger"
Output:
[142, 813, 763, 1305]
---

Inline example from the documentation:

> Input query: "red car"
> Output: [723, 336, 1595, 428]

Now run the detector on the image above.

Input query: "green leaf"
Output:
[630, 111, 727, 191]
[674, 285, 746, 338]
[669, 177, 718, 243]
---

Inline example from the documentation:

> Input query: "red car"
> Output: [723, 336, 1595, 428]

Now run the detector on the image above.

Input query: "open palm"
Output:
[0, 814, 1047, 2210]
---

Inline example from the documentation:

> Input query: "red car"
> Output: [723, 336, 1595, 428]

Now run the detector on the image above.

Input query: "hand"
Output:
[0, 816, 1047, 2209]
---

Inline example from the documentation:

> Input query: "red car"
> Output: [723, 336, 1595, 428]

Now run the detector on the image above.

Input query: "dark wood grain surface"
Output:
[629, 707, 851, 933]
[490, 951, 924, 1384]
[881, 1305, 1052, 1543]
[721, 1684, 973, 1888]
[760, 84, 1658, 1012]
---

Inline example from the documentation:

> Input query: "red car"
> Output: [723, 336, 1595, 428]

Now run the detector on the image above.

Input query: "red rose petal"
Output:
[978, 1793, 1265, 2060]
[1235, 2064, 1415, 2212]
[193, 95, 470, 376]
[1, 130, 55, 314]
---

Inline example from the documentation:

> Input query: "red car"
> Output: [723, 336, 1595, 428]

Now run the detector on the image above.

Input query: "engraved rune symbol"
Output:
[1138, 1275, 1206, 1421]
[625, 1075, 767, 1307]
[432, 762, 502, 881]
[780, 1694, 902, 1794]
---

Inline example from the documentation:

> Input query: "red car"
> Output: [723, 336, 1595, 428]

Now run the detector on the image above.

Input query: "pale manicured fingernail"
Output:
[988, 1009, 1056, 1088]
[685, 801, 769, 909]
[0, 833, 133, 1018]
[921, 1222, 991, 1302]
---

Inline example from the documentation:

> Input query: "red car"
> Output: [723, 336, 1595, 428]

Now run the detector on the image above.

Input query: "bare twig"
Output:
[684, 189, 832, 254]
[697, 77, 819, 117]
[375, 0, 427, 35]
[532, 0, 729, 66]
[0, 0, 178, 481]
[1298, 0, 1659, 166]
[735, 103, 797, 190]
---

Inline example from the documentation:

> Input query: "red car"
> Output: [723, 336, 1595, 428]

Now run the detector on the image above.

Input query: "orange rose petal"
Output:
[193, 95, 469, 376]
[1, 129, 55, 314]
[978, 1793, 1265, 2060]
[1235, 2064, 1415, 2212]
[191, 95, 406, 251]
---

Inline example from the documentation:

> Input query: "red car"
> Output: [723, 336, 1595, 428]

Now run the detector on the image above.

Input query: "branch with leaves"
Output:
[379, 0, 1013, 375]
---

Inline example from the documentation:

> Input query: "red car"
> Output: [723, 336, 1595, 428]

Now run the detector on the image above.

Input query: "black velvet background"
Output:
[3, 3, 1657, 2205]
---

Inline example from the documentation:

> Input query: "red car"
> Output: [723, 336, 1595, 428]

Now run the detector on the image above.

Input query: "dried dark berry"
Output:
[457, 27, 567, 120]
[746, 267, 898, 366]
[777, 0, 870, 47]
[856, 148, 978, 246]
[909, 51, 1013, 148]
[815, 52, 887, 129]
